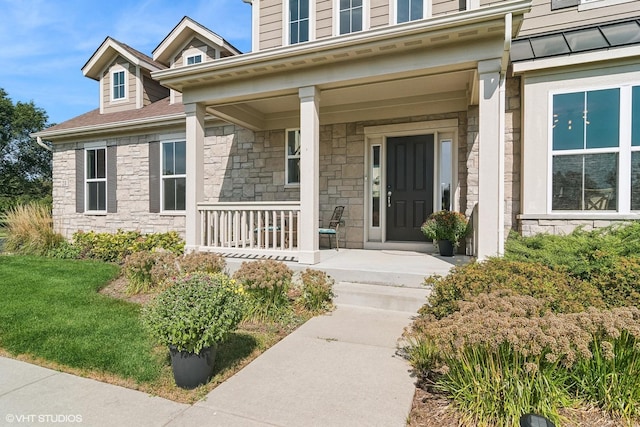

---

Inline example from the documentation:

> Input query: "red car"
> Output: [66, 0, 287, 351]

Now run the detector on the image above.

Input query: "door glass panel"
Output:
[371, 145, 380, 227]
[440, 139, 452, 211]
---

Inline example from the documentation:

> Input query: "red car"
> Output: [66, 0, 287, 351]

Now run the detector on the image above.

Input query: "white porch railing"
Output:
[198, 201, 300, 258]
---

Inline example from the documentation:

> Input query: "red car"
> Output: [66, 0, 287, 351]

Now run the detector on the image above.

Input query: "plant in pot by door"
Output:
[141, 272, 246, 389]
[421, 210, 469, 257]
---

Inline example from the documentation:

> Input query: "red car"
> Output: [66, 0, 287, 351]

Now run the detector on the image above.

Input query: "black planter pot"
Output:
[169, 345, 216, 389]
[437, 240, 455, 257]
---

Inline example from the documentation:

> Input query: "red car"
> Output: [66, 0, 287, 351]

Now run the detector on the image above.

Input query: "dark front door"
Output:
[386, 135, 434, 241]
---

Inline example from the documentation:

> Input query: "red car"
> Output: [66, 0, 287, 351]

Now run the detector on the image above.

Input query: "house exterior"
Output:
[35, 2, 640, 264]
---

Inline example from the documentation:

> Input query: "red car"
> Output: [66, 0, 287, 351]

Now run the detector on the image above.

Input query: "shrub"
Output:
[72, 230, 184, 263]
[232, 260, 293, 322]
[505, 222, 640, 281]
[406, 292, 640, 426]
[1, 202, 64, 256]
[178, 251, 226, 275]
[422, 258, 603, 319]
[141, 272, 246, 354]
[420, 210, 468, 246]
[46, 240, 82, 259]
[123, 251, 178, 295]
[297, 268, 334, 313]
[588, 256, 640, 308]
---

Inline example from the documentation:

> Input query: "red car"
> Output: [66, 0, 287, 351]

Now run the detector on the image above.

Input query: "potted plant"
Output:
[141, 272, 245, 389]
[421, 210, 469, 256]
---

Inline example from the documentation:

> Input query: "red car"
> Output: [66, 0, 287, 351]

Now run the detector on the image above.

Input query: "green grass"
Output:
[0, 227, 7, 238]
[0, 255, 162, 383]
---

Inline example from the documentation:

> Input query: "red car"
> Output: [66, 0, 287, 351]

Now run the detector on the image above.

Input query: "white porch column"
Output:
[298, 86, 321, 264]
[184, 102, 205, 252]
[477, 59, 505, 260]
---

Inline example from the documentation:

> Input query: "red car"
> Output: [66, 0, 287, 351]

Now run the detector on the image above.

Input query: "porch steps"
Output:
[333, 281, 430, 313]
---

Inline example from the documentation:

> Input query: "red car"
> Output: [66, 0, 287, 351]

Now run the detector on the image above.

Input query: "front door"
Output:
[386, 135, 434, 241]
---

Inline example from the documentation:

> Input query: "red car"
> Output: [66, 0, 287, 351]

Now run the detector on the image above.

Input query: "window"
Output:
[162, 141, 186, 211]
[112, 70, 125, 101]
[86, 147, 106, 212]
[339, 0, 363, 34]
[286, 129, 301, 185]
[550, 87, 640, 212]
[397, 0, 423, 23]
[289, 0, 309, 44]
[186, 54, 202, 65]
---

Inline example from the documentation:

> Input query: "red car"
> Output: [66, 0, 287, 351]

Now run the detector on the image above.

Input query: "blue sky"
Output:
[0, 0, 252, 125]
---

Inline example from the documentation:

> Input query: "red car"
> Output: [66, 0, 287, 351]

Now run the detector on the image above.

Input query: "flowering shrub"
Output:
[297, 269, 335, 313]
[420, 210, 468, 246]
[178, 252, 226, 275]
[123, 251, 178, 295]
[405, 292, 640, 425]
[232, 260, 293, 322]
[422, 258, 603, 319]
[141, 273, 246, 354]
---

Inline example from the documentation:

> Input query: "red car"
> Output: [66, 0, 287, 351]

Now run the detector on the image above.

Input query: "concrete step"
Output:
[333, 281, 430, 314]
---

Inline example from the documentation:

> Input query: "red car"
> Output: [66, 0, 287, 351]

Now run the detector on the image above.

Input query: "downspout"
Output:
[497, 13, 512, 255]
[36, 136, 52, 152]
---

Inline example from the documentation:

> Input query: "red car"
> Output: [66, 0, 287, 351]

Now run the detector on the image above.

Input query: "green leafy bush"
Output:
[297, 268, 334, 313]
[232, 260, 293, 322]
[141, 273, 246, 354]
[72, 230, 184, 263]
[505, 222, 640, 281]
[46, 240, 82, 259]
[123, 251, 178, 295]
[588, 256, 640, 308]
[1, 202, 64, 256]
[178, 251, 226, 275]
[420, 210, 468, 246]
[422, 258, 602, 319]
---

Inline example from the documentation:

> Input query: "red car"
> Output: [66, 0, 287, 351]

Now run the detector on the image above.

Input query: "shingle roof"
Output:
[38, 97, 184, 137]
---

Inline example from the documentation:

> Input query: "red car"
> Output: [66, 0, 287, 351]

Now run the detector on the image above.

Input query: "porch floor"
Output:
[224, 247, 472, 288]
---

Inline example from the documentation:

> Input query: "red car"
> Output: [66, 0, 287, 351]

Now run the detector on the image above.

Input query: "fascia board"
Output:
[153, 0, 531, 85]
[83, 38, 162, 80]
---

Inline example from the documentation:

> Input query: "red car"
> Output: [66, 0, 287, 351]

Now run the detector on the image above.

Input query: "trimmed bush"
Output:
[72, 230, 184, 263]
[1, 202, 64, 256]
[588, 256, 640, 309]
[422, 258, 603, 319]
[123, 250, 178, 295]
[232, 260, 293, 322]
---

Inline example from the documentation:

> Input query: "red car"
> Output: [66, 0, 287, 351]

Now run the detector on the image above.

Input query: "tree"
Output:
[0, 88, 52, 213]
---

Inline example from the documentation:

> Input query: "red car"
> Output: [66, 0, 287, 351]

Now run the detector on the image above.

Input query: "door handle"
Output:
[387, 191, 392, 208]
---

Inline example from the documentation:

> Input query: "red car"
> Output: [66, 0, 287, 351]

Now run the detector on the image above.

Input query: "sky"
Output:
[0, 0, 253, 126]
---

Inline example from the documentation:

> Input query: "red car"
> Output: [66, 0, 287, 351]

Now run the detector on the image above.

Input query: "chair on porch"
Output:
[585, 188, 614, 210]
[319, 206, 345, 250]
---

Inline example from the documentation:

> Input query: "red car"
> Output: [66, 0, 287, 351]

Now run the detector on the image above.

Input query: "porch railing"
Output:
[198, 201, 300, 257]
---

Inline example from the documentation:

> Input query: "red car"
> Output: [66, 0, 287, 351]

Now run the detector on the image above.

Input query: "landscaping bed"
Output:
[404, 223, 640, 427]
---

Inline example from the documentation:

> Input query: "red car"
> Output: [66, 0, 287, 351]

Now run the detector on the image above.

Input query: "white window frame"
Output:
[334, 0, 369, 35]
[391, 0, 429, 25]
[110, 66, 127, 102]
[186, 54, 203, 65]
[182, 47, 207, 67]
[579, 0, 635, 11]
[161, 140, 187, 213]
[547, 84, 639, 214]
[285, 129, 301, 187]
[85, 144, 107, 213]
[285, 0, 314, 45]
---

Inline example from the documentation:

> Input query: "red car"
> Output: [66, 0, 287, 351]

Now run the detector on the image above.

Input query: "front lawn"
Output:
[0, 255, 286, 402]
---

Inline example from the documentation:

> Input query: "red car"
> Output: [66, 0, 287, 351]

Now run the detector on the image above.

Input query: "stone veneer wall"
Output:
[52, 133, 186, 239]
[461, 75, 522, 238]
[519, 218, 632, 236]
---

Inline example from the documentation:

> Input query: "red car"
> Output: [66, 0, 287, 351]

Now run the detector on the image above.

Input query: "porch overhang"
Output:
[152, 0, 530, 131]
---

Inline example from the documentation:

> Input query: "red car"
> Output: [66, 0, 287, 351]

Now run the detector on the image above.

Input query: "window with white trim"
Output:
[186, 54, 202, 65]
[339, 0, 363, 34]
[162, 141, 186, 211]
[289, 0, 310, 44]
[86, 147, 107, 212]
[551, 86, 640, 212]
[396, 0, 423, 23]
[112, 69, 126, 101]
[286, 129, 301, 186]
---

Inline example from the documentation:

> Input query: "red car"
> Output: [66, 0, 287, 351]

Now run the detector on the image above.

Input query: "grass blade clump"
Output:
[1, 202, 63, 256]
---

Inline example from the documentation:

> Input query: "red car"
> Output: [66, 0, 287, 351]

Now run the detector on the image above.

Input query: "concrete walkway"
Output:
[0, 304, 421, 427]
